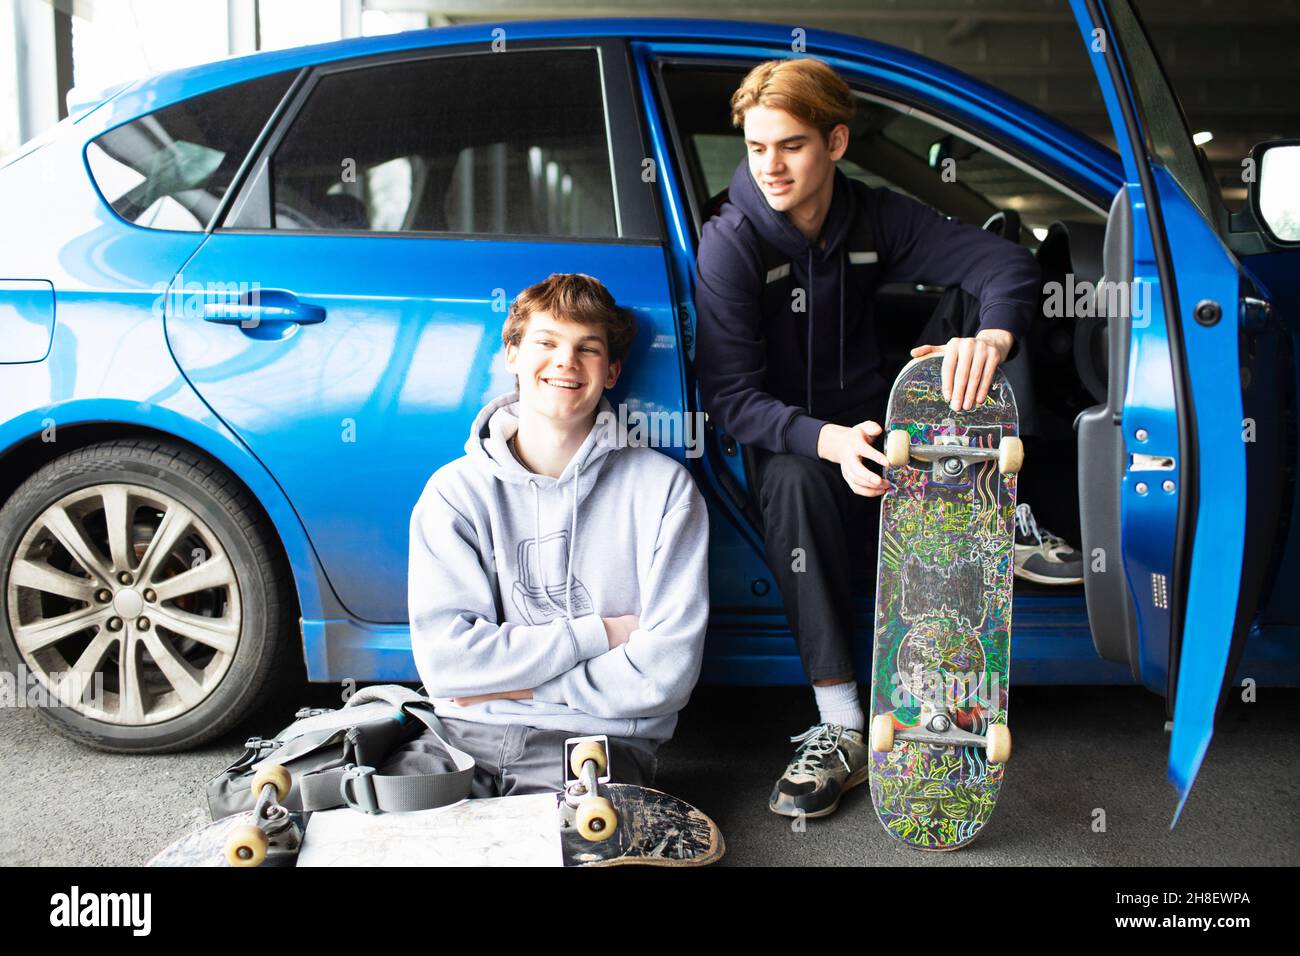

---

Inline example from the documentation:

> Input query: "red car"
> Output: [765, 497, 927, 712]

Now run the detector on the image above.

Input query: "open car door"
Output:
[1069, 0, 1293, 815]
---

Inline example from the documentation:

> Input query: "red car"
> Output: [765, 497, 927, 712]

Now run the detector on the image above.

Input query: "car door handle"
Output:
[202, 290, 326, 326]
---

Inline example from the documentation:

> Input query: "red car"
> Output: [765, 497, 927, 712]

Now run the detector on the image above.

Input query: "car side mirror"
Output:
[1250, 140, 1300, 244]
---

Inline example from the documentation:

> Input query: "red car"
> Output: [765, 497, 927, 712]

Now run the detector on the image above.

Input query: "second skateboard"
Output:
[867, 355, 1021, 851]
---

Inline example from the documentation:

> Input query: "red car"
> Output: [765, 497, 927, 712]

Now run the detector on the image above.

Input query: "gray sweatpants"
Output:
[378, 717, 658, 798]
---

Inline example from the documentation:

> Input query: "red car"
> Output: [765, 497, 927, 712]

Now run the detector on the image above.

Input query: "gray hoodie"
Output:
[408, 392, 710, 742]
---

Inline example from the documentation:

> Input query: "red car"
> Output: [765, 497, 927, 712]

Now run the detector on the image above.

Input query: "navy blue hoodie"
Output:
[694, 159, 1040, 460]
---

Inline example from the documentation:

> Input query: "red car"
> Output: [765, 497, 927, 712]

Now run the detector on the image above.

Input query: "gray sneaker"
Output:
[1014, 503, 1084, 585]
[768, 723, 871, 819]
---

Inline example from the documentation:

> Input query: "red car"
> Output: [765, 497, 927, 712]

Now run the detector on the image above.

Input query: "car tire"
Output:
[0, 438, 296, 753]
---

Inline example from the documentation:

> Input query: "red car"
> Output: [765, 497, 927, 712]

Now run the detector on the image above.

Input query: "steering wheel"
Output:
[981, 209, 1022, 243]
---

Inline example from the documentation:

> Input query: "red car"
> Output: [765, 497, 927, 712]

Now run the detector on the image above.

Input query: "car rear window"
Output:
[266, 49, 617, 238]
[86, 70, 295, 231]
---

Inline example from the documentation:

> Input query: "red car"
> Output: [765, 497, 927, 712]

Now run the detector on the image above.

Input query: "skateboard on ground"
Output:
[867, 355, 1021, 851]
[150, 736, 724, 867]
[149, 762, 303, 866]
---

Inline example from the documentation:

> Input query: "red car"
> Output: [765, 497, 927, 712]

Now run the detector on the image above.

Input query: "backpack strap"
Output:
[841, 180, 881, 303]
[295, 685, 476, 814]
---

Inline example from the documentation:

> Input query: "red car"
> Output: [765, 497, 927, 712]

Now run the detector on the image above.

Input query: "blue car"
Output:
[1, 0, 1296, 808]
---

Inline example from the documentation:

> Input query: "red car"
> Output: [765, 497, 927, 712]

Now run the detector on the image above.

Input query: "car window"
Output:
[1104, 0, 1217, 226]
[269, 49, 617, 238]
[663, 65, 1104, 249]
[85, 71, 295, 231]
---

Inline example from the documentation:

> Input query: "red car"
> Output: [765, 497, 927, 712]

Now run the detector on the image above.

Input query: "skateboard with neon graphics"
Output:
[867, 355, 1021, 851]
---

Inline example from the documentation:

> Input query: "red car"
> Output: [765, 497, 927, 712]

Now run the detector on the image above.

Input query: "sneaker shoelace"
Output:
[1015, 503, 1073, 557]
[787, 723, 850, 777]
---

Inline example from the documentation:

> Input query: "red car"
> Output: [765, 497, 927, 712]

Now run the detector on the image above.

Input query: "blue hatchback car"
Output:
[1, 0, 1297, 807]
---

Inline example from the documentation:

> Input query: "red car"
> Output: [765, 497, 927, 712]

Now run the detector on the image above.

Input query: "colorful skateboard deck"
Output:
[867, 355, 1020, 850]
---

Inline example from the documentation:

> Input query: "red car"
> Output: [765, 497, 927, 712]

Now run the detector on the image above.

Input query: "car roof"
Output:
[75, 16, 1119, 198]
[103, 17, 1013, 116]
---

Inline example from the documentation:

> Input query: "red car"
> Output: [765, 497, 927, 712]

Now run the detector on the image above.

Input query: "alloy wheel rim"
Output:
[6, 483, 242, 725]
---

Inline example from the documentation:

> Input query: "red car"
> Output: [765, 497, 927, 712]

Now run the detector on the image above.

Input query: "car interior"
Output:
[659, 64, 1115, 587]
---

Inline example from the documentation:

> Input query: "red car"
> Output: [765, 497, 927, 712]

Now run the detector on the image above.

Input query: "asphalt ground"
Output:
[1, 682, 1296, 867]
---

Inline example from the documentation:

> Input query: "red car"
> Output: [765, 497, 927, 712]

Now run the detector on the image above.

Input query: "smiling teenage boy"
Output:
[695, 58, 1048, 819]
[389, 273, 709, 795]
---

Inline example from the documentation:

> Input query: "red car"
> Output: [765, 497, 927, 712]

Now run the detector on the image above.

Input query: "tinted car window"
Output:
[269, 49, 617, 238]
[86, 71, 295, 231]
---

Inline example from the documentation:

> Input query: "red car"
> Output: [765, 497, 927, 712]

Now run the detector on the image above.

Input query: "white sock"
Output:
[813, 681, 865, 732]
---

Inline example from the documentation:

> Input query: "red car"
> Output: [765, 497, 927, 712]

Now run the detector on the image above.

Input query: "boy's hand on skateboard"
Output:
[453, 689, 533, 706]
[602, 614, 640, 649]
[818, 421, 892, 498]
[911, 330, 1014, 411]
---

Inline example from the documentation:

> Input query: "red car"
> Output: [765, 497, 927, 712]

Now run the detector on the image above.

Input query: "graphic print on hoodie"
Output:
[694, 158, 1040, 460]
[408, 392, 710, 743]
[511, 533, 593, 624]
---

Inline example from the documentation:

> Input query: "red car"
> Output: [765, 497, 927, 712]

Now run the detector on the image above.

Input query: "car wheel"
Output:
[0, 439, 295, 752]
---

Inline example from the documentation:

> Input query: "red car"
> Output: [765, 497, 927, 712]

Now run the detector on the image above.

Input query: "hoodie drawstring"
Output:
[806, 248, 849, 412]
[839, 251, 846, 391]
[565, 462, 580, 617]
[528, 480, 563, 619]
[806, 248, 814, 415]
[527, 468, 581, 621]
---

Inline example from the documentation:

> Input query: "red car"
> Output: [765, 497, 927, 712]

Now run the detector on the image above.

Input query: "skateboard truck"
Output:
[885, 420, 1023, 480]
[559, 735, 619, 842]
[871, 706, 1012, 763]
[223, 763, 301, 867]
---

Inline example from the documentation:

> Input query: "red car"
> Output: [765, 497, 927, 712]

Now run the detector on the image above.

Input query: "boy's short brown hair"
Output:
[502, 273, 636, 363]
[730, 58, 855, 140]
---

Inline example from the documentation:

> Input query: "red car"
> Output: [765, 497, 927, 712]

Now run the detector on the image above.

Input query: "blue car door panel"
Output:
[1070, 0, 1295, 809]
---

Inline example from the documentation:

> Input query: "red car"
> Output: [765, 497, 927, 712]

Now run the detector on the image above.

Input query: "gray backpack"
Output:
[207, 684, 474, 819]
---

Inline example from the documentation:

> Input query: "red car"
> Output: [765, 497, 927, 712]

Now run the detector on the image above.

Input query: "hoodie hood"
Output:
[726, 158, 859, 403]
[465, 391, 628, 490]
[726, 157, 857, 262]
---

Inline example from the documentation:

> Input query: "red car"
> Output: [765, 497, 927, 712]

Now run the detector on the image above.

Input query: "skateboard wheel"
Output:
[250, 763, 292, 803]
[986, 724, 1012, 763]
[870, 713, 895, 753]
[223, 823, 269, 867]
[998, 436, 1024, 475]
[885, 430, 911, 467]
[569, 739, 608, 778]
[575, 795, 618, 842]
